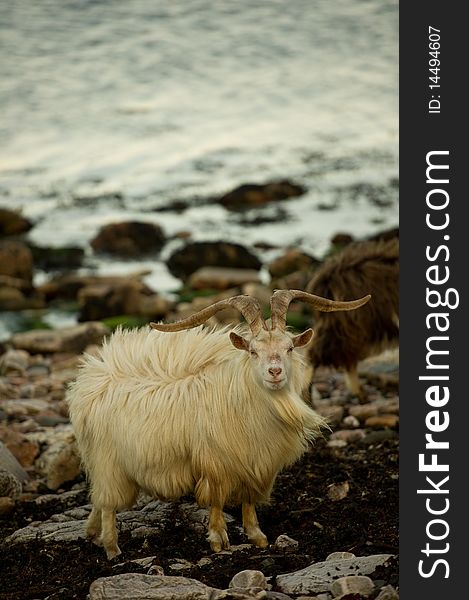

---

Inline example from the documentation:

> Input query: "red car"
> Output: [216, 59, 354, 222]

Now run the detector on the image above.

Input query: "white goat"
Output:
[67, 290, 370, 559]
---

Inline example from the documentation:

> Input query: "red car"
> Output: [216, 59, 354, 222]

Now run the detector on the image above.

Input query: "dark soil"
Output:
[0, 434, 398, 600]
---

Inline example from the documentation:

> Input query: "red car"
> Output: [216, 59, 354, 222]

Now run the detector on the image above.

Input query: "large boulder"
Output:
[38, 273, 153, 302]
[217, 180, 306, 210]
[78, 282, 171, 322]
[90, 221, 166, 257]
[10, 322, 110, 354]
[28, 244, 84, 271]
[0, 207, 32, 236]
[166, 241, 262, 281]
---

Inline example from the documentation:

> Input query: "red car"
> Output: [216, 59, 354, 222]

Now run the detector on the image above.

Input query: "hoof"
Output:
[209, 529, 230, 552]
[246, 527, 269, 548]
[105, 545, 122, 560]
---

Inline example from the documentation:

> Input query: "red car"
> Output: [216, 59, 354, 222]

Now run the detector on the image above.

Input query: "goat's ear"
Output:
[229, 332, 250, 352]
[292, 328, 314, 348]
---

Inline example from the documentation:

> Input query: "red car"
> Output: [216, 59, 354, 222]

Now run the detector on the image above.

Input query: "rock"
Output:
[0, 207, 32, 236]
[0, 495, 15, 515]
[166, 241, 262, 281]
[0, 240, 34, 283]
[326, 439, 347, 449]
[268, 249, 320, 279]
[168, 559, 194, 573]
[0, 470, 22, 499]
[0, 349, 30, 375]
[138, 295, 173, 318]
[364, 415, 399, 429]
[37, 272, 154, 303]
[78, 282, 143, 321]
[229, 570, 268, 590]
[275, 554, 393, 596]
[296, 595, 331, 600]
[326, 552, 356, 561]
[28, 244, 84, 271]
[90, 221, 166, 257]
[375, 584, 399, 600]
[11, 322, 110, 354]
[348, 405, 379, 421]
[274, 534, 299, 552]
[0, 441, 29, 485]
[35, 433, 81, 490]
[5, 499, 175, 547]
[329, 430, 366, 444]
[1, 398, 53, 418]
[326, 481, 350, 501]
[0, 427, 39, 468]
[189, 267, 261, 290]
[217, 180, 306, 210]
[360, 430, 398, 445]
[342, 415, 360, 428]
[330, 576, 374, 598]
[330, 233, 354, 248]
[89, 574, 216, 599]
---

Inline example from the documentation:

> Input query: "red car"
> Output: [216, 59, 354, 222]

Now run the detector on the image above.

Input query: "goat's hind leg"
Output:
[242, 503, 268, 548]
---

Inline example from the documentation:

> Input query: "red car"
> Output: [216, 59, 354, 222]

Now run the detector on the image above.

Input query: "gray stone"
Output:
[275, 554, 393, 595]
[229, 570, 268, 590]
[4, 500, 175, 547]
[35, 434, 81, 490]
[330, 575, 374, 598]
[0, 349, 30, 375]
[89, 574, 216, 599]
[274, 534, 299, 552]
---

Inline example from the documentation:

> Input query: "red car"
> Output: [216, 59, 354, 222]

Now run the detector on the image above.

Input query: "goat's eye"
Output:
[250, 350, 258, 357]
[287, 347, 294, 353]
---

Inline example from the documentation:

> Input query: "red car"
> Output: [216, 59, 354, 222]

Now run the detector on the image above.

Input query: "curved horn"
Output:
[150, 295, 265, 335]
[270, 289, 371, 331]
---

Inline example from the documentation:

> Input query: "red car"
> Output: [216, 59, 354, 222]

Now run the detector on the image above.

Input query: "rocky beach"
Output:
[1, 194, 399, 599]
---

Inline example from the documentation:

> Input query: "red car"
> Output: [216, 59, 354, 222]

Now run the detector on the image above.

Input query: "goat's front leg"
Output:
[242, 503, 268, 548]
[208, 505, 230, 552]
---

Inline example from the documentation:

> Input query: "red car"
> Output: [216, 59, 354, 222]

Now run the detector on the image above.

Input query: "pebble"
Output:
[326, 482, 350, 501]
[229, 569, 267, 590]
[274, 534, 299, 552]
[342, 415, 360, 428]
[364, 415, 399, 429]
[348, 405, 379, 421]
[326, 439, 347, 449]
[329, 429, 366, 443]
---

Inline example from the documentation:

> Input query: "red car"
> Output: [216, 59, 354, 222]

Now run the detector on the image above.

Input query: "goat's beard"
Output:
[263, 379, 287, 391]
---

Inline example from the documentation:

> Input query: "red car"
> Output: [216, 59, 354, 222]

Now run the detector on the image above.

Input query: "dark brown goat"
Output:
[305, 237, 399, 396]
